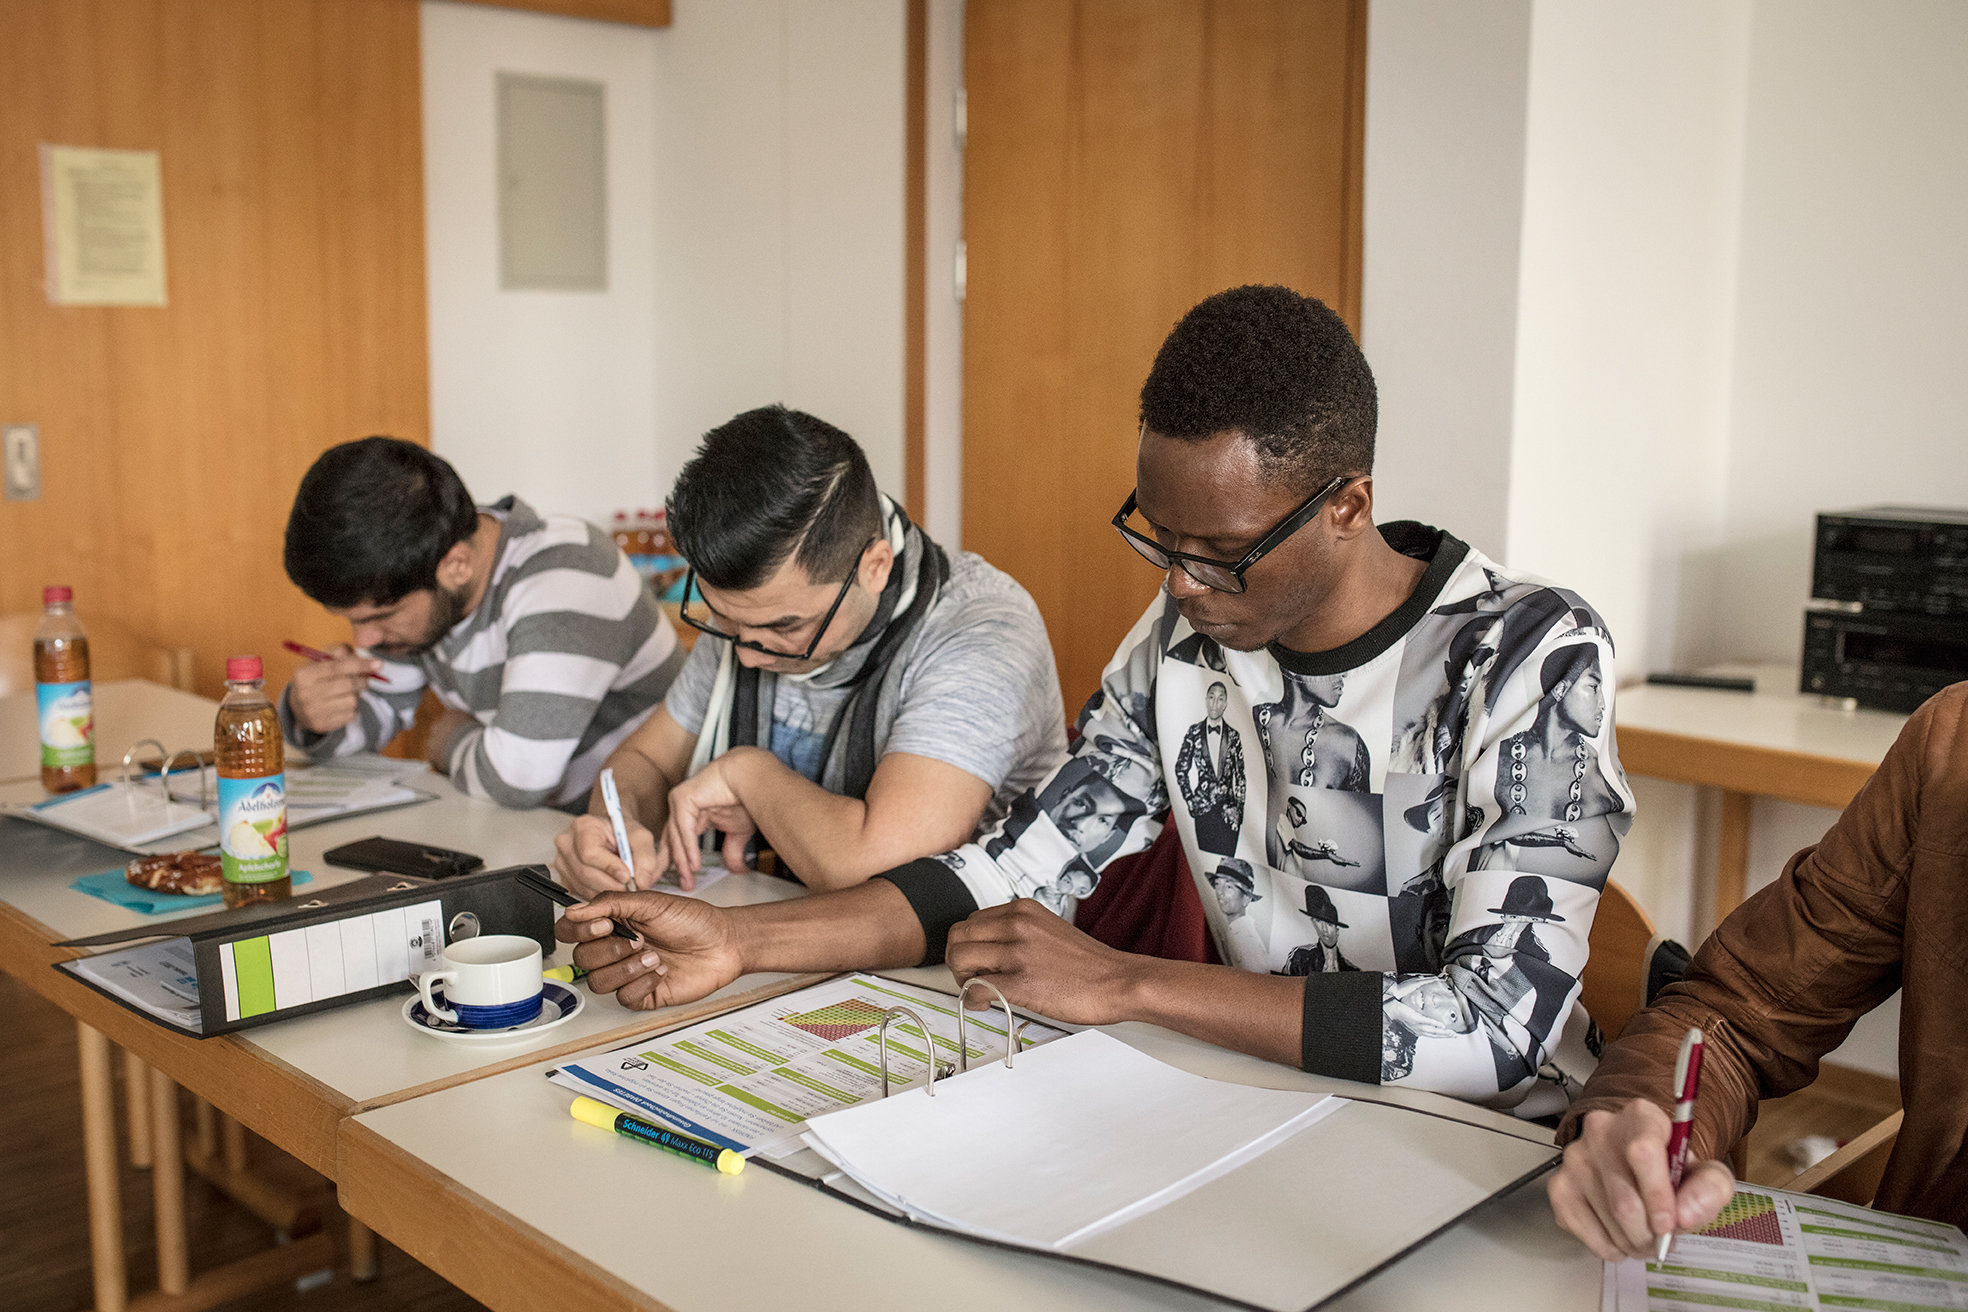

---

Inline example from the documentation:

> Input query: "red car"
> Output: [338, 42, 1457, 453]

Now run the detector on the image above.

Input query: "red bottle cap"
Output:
[226, 655, 263, 681]
[43, 586, 73, 604]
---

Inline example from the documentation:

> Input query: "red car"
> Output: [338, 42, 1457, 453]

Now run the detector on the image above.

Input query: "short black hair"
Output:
[667, 406, 883, 590]
[1138, 284, 1376, 488]
[284, 437, 480, 608]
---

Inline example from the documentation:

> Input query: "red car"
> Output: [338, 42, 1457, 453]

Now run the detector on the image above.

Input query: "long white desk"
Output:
[0, 677, 221, 784]
[0, 725, 825, 1312]
[341, 970, 1600, 1312]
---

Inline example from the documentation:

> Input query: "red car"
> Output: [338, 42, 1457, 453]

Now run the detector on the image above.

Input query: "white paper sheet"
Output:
[800, 1028, 1344, 1252]
[66, 937, 205, 1032]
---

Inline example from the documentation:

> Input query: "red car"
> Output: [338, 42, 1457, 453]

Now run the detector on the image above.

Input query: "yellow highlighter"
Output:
[568, 1096, 745, 1176]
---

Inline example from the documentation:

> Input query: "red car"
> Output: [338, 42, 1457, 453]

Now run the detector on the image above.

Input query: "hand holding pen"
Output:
[1546, 1025, 1735, 1262]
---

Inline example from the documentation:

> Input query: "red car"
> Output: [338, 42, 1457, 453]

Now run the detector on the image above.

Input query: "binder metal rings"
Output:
[876, 1005, 950, 1098]
[122, 738, 210, 808]
[955, 978, 1019, 1074]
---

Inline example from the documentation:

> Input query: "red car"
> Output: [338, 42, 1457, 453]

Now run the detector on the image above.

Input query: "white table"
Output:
[0, 677, 221, 784]
[1614, 664, 1907, 921]
[0, 766, 823, 1312]
[341, 970, 1601, 1312]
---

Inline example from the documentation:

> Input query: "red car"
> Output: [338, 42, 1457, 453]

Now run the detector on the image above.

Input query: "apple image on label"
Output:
[226, 819, 275, 858]
[46, 716, 88, 748]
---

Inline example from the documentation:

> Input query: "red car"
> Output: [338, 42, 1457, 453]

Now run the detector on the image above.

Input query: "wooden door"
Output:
[0, 0, 428, 697]
[963, 0, 1365, 714]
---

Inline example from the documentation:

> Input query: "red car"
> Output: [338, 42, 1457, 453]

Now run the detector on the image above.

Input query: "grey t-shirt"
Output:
[666, 547, 1066, 831]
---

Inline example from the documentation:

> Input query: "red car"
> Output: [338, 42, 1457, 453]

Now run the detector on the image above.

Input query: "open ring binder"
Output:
[876, 1005, 952, 1097]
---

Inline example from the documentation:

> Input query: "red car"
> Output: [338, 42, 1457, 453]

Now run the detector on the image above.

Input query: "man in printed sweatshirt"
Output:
[558, 285, 1633, 1117]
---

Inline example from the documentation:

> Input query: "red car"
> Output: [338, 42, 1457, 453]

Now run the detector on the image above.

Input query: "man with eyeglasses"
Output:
[554, 405, 1065, 894]
[556, 287, 1630, 1119]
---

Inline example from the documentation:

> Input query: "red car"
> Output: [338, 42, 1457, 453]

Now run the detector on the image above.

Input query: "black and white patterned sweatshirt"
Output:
[880, 523, 1634, 1118]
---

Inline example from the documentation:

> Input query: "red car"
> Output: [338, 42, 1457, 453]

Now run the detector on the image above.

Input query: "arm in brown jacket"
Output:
[1547, 683, 1963, 1257]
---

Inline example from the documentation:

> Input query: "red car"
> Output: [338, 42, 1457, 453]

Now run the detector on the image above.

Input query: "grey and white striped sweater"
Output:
[280, 497, 683, 809]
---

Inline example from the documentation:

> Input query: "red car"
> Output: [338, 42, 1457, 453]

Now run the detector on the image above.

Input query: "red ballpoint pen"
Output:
[282, 639, 388, 681]
[1657, 1027, 1705, 1263]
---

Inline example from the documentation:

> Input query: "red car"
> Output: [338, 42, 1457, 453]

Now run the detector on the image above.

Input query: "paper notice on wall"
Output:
[40, 144, 168, 306]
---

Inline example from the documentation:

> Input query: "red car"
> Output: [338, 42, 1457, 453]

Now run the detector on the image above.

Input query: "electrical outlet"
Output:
[3, 424, 38, 501]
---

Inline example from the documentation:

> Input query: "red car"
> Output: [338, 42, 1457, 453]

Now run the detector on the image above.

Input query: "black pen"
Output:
[515, 868, 642, 944]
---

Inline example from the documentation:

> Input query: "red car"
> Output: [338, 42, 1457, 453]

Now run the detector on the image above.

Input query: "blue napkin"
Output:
[70, 868, 315, 915]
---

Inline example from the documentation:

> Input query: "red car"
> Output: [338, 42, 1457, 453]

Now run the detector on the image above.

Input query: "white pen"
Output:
[598, 767, 638, 892]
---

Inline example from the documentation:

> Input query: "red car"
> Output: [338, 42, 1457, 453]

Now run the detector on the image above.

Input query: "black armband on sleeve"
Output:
[1299, 970, 1385, 1084]
[872, 859, 981, 965]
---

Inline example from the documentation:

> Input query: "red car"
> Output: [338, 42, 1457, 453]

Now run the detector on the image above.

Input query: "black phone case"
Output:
[321, 836, 484, 879]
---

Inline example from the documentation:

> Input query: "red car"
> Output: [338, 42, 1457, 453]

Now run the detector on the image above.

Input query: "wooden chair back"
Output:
[1579, 879, 1660, 1044]
[1784, 1109, 1904, 1207]
[0, 611, 195, 696]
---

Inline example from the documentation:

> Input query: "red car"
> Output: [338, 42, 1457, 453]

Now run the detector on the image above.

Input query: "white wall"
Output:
[423, 1, 662, 523]
[1359, 0, 1532, 562]
[1710, 0, 1968, 668]
[422, 0, 907, 525]
[1365, 0, 1968, 1077]
[1506, 1, 1749, 684]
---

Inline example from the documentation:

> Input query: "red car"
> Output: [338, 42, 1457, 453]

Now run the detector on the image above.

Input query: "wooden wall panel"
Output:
[964, 0, 1367, 713]
[0, 0, 428, 699]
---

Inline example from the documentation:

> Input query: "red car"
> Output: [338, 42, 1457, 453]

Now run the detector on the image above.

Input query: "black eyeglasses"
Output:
[1111, 474, 1356, 594]
[676, 538, 876, 661]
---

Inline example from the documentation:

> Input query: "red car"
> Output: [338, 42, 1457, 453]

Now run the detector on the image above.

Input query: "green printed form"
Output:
[1645, 1288, 1799, 1312]
[1818, 1297, 1957, 1311]
[1650, 1265, 1808, 1293]
[718, 1085, 802, 1123]
[643, 1051, 723, 1088]
[1811, 1257, 1968, 1283]
[824, 1049, 883, 1078]
[769, 1068, 858, 1104]
[1803, 1227, 1959, 1255]
[854, 975, 1039, 1047]
[676, 1040, 755, 1076]
[709, 1029, 785, 1065]
[231, 937, 276, 1018]
[1796, 1208, 1959, 1244]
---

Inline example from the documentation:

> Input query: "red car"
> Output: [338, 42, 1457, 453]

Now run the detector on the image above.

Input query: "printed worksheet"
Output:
[548, 973, 1068, 1156]
[1606, 1185, 1968, 1311]
[67, 937, 205, 1031]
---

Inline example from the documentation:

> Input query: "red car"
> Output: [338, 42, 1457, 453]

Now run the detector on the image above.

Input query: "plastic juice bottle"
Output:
[35, 585, 96, 793]
[215, 655, 289, 908]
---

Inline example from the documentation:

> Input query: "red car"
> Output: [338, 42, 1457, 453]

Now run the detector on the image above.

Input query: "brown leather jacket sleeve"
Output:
[1554, 689, 1945, 1157]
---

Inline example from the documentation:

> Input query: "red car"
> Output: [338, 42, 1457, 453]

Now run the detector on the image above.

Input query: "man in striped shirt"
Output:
[279, 437, 683, 810]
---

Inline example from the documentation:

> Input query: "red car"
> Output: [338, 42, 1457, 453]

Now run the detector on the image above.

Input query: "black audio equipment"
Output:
[1813, 506, 1968, 617]
[1801, 608, 1968, 713]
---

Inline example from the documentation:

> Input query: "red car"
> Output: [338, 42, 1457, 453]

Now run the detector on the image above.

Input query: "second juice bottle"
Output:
[216, 655, 289, 907]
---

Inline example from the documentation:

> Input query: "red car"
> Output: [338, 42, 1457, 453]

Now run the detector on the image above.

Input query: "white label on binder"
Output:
[218, 897, 445, 1020]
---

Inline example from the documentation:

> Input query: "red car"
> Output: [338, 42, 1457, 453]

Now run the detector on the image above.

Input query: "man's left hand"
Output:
[945, 900, 1146, 1026]
[661, 749, 764, 882]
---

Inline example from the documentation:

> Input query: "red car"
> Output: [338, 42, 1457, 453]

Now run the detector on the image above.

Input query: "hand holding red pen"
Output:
[1548, 1026, 1736, 1262]
[283, 640, 387, 736]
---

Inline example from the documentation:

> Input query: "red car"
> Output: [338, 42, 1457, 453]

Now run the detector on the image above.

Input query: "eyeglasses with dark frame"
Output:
[1111, 473, 1357, 594]
[676, 537, 879, 661]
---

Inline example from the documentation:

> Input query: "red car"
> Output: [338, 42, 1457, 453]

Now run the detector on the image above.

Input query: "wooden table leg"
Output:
[222, 1113, 249, 1173]
[77, 1022, 128, 1312]
[124, 1047, 153, 1169]
[150, 1065, 190, 1295]
[194, 1095, 218, 1161]
[350, 1216, 380, 1281]
[1717, 789, 1753, 924]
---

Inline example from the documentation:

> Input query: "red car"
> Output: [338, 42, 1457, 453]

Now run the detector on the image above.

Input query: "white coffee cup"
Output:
[417, 934, 544, 1027]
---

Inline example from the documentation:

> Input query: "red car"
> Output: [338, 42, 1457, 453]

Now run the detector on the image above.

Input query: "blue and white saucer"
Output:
[402, 980, 583, 1045]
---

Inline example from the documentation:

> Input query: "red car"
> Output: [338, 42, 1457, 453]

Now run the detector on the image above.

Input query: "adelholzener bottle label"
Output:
[218, 774, 288, 884]
[37, 680, 94, 768]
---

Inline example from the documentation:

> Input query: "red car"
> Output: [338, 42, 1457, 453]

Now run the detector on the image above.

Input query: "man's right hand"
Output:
[1548, 1100, 1736, 1260]
[553, 813, 666, 898]
[286, 645, 383, 735]
[554, 891, 744, 1011]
